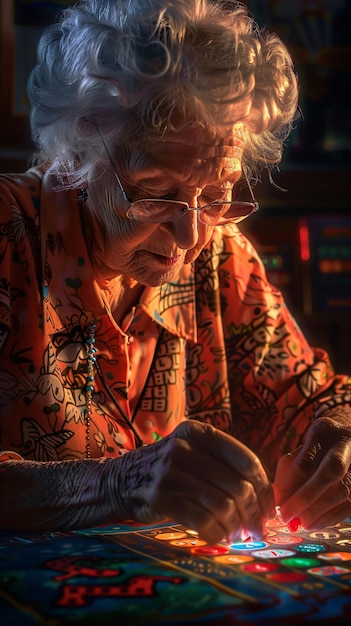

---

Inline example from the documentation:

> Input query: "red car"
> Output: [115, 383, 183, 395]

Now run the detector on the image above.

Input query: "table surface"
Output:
[1, 518, 351, 625]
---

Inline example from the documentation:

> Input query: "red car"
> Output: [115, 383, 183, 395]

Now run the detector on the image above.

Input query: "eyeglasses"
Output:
[97, 127, 259, 226]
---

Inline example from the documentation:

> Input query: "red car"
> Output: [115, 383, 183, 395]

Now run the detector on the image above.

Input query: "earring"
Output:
[78, 189, 88, 203]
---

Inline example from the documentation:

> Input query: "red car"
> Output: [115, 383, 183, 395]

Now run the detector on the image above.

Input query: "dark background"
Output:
[1, 0, 350, 371]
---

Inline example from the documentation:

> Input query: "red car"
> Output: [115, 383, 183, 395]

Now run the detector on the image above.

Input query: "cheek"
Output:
[104, 217, 157, 258]
[202, 224, 215, 247]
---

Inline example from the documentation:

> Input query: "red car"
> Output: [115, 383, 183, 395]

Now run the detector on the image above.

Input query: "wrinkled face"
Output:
[98, 124, 244, 287]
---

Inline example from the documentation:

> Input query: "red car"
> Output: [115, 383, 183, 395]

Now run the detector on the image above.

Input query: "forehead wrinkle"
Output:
[123, 125, 244, 188]
[134, 159, 241, 190]
[149, 136, 244, 160]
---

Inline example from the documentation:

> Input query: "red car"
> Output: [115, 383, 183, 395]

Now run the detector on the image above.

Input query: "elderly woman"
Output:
[0, 0, 350, 542]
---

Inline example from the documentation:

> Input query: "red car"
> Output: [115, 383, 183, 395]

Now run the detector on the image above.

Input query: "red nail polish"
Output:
[288, 517, 301, 533]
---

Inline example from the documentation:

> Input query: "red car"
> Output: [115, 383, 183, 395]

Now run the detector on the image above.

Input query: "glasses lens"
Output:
[127, 199, 259, 225]
[200, 201, 258, 225]
[127, 199, 189, 222]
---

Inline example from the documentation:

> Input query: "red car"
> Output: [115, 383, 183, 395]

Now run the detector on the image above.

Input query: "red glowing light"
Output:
[288, 517, 301, 533]
[299, 219, 310, 262]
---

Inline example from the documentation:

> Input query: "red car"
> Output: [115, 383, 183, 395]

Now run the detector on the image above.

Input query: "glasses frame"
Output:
[96, 125, 259, 226]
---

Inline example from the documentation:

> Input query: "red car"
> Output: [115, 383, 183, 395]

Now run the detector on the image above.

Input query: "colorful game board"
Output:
[1, 517, 351, 624]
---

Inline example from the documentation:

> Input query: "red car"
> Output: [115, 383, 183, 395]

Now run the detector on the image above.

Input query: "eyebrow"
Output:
[132, 173, 168, 186]
[132, 169, 242, 195]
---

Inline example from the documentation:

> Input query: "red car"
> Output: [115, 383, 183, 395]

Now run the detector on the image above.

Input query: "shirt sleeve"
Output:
[0, 170, 42, 350]
[0, 171, 42, 461]
[187, 224, 351, 477]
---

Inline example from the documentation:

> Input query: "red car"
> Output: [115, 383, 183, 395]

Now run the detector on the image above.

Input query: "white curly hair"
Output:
[28, 0, 299, 217]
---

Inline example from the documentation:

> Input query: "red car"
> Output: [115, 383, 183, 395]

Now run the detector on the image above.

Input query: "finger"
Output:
[138, 436, 268, 542]
[275, 428, 342, 511]
[148, 453, 265, 542]
[163, 480, 267, 544]
[186, 473, 268, 541]
[172, 421, 275, 519]
[163, 489, 241, 545]
[138, 466, 242, 544]
[274, 442, 328, 506]
[229, 478, 268, 541]
[310, 501, 351, 530]
[279, 447, 349, 524]
[306, 472, 351, 530]
[200, 456, 271, 540]
[274, 448, 300, 505]
[290, 472, 351, 530]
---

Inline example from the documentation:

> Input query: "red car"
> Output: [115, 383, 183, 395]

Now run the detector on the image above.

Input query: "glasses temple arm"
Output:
[93, 122, 130, 203]
[242, 168, 258, 206]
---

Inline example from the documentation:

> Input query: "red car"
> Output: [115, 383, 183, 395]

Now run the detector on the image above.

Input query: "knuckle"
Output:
[246, 453, 264, 477]
[296, 456, 313, 473]
[222, 496, 236, 518]
[163, 436, 190, 463]
[342, 473, 351, 499]
[240, 453, 267, 487]
[323, 453, 348, 482]
[174, 420, 216, 439]
[311, 416, 351, 443]
[236, 479, 255, 505]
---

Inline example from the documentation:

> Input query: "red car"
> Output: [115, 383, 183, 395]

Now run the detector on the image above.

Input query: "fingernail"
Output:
[288, 517, 302, 533]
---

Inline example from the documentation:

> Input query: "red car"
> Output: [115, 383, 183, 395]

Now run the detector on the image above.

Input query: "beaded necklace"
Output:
[79, 188, 145, 457]
[78, 189, 97, 459]
[84, 321, 97, 459]
[83, 318, 147, 458]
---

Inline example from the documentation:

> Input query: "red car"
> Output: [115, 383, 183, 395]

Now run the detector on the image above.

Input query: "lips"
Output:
[143, 250, 181, 267]
[155, 254, 181, 267]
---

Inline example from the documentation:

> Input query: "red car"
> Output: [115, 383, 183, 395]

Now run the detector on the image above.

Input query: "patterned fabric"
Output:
[0, 168, 350, 477]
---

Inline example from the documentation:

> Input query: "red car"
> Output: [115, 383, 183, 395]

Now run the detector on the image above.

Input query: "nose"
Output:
[160, 208, 199, 249]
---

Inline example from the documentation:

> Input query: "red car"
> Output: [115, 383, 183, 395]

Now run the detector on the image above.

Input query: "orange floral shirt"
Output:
[0, 168, 350, 477]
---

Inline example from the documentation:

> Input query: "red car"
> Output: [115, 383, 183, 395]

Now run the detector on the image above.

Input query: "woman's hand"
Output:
[113, 420, 275, 544]
[274, 409, 351, 530]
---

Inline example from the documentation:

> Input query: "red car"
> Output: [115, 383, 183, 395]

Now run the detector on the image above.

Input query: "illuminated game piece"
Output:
[242, 561, 279, 573]
[269, 534, 303, 546]
[308, 565, 350, 577]
[170, 538, 207, 548]
[269, 571, 308, 584]
[308, 530, 340, 540]
[294, 542, 327, 553]
[191, 545, 229, 556]
[319, 551, 351, 561]
[336, 539, 351, 548]
[214, 554, 253, 564]
[229, 540, 268, 551]
[281, 556, 320, 568]
[154, 532, 187, 541]
[252, 548, 295, 558]
[288, 517, 302, 533]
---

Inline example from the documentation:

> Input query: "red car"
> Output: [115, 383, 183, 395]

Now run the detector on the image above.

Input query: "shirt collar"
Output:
[40, 176, 197, 341]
